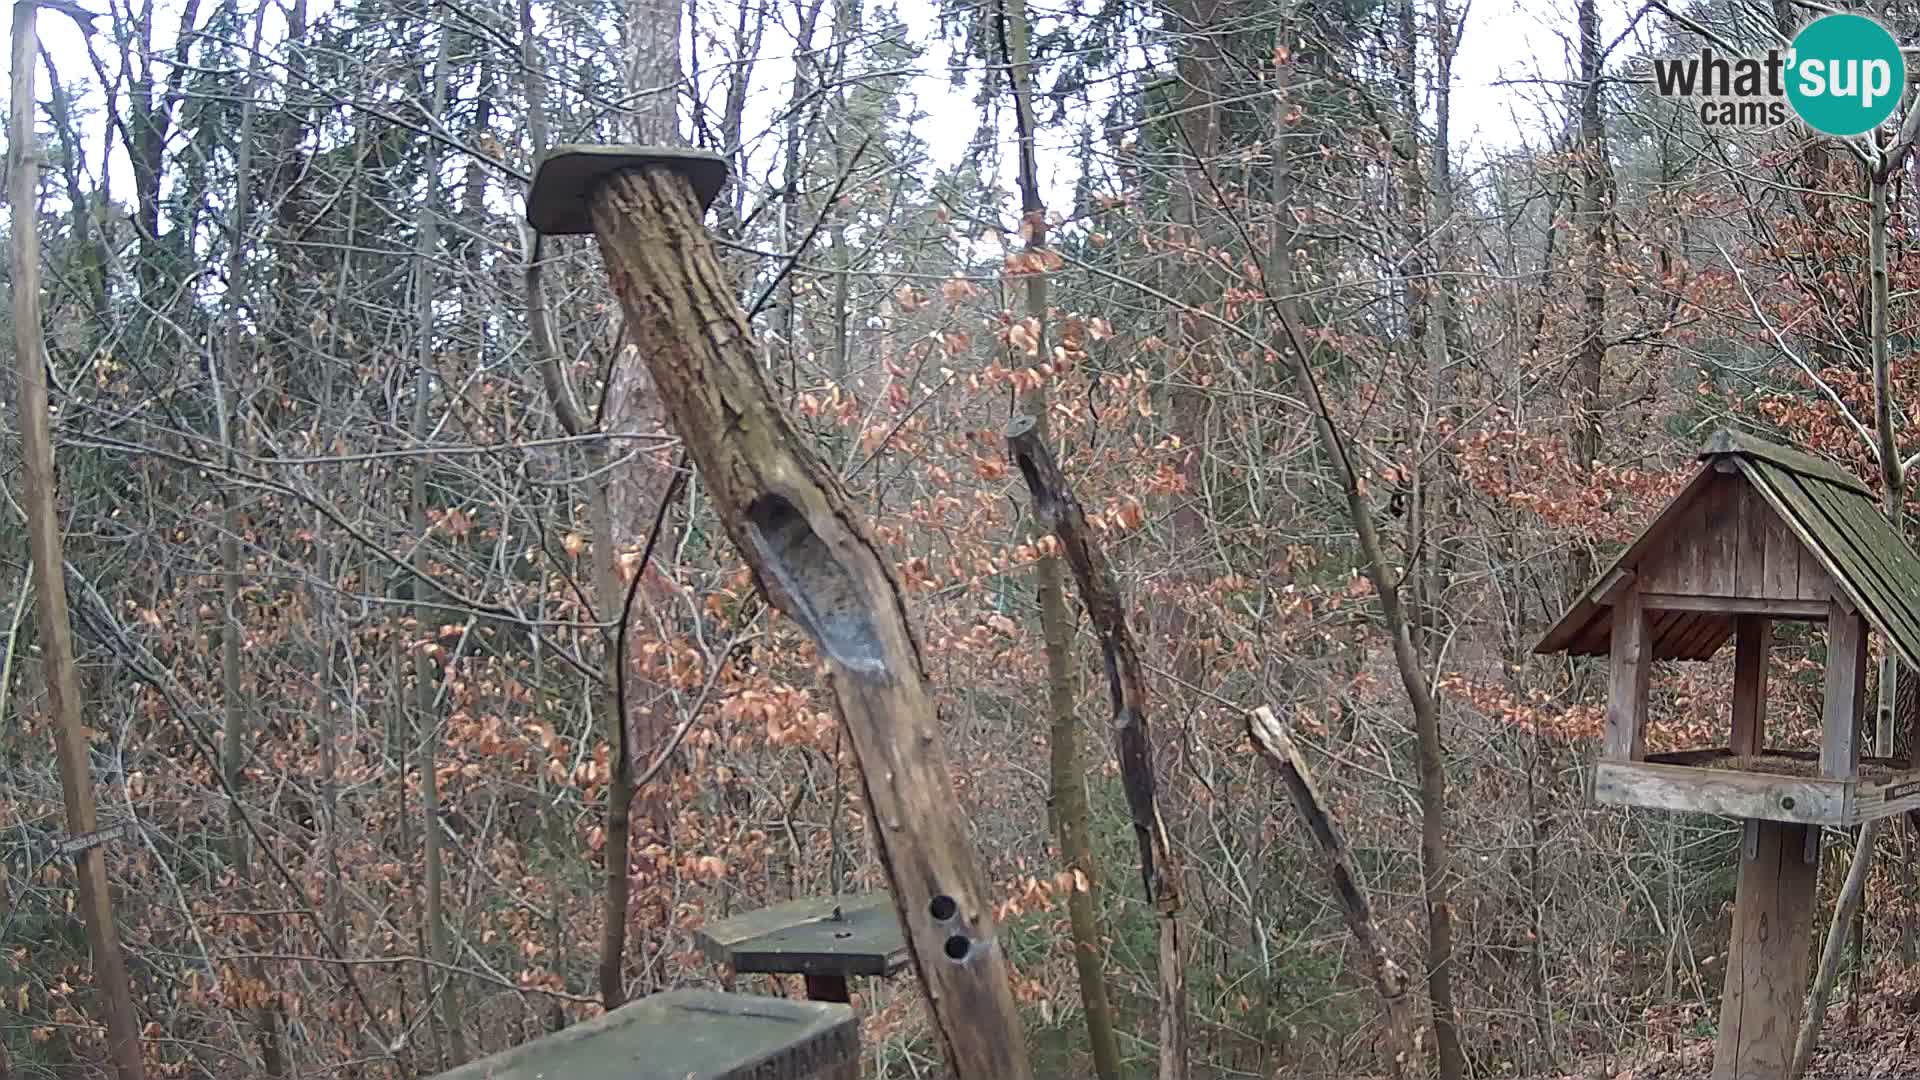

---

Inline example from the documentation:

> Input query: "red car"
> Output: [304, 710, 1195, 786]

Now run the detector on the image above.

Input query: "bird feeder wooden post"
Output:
[1536, 431, 1920, 1080]
[525, 146, 1034, 1080]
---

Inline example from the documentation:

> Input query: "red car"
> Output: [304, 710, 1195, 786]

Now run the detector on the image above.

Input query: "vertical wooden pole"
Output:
[1604, 587, 1650, 761]
[1714, 820, 1819, 1080]
[9, 6, 146, 1078]
[1822, 601, 1866, 780]
[1731, 616, 1770, 756]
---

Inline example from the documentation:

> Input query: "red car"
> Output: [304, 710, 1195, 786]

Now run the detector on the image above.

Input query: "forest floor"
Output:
[1546, 965, 1920, 1079]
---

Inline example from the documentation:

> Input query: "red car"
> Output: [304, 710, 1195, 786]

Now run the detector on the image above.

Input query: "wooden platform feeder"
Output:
[1536, 430, 1920, 1080]
[694, 893, 909, 1004]
[430, 989, 858, 1080]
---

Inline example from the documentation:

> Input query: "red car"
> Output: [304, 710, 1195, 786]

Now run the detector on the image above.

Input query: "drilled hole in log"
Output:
[944, 934, 971, 961]
[928, 895, 957, 921]
[744, 493, 885, 678]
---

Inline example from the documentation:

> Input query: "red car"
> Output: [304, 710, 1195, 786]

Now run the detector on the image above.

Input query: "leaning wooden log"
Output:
[526, 147, 1032, 1080]
[1248, 706, 1422, 1076]
[1004, 414, 1188, 1080]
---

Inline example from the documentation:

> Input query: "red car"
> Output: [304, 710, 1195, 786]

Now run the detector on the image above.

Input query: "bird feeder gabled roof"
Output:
[1534, 429, 1920, 671]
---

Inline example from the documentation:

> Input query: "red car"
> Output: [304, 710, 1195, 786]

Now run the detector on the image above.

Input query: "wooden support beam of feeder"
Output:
[1714, 819, 1819, 1080]
[1005, 414, 1188, 1080]
[431, 989, 858, 1080]
[526, 146, 1031, 1080]
[1604, 585, 1651, 761]
[1731, 616, 1770, 757]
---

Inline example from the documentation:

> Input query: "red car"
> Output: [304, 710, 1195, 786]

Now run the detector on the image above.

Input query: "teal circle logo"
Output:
[1787, 13, 1905, 136]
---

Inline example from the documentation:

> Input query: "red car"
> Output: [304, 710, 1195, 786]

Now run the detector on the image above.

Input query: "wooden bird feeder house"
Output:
[1536, 429, 1920, 1078]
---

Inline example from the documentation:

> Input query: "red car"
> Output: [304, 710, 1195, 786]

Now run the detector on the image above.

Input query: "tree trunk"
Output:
[8, 6, 146, 1076]
[412, 20, 466, 1067]
[1793, 157, 1907, 1079]
[997, 0, 1123, 1075]
[213, 5, 284, 1071]
[1005, 417, 1187, 1080]
[576, 161, 1035, 1079]
[1273, 19, 1463, 1075]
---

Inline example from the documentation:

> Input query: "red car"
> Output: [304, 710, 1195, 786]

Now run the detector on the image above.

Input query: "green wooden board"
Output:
[429, 990, 857, 1080]
[696, 893, 909, 979]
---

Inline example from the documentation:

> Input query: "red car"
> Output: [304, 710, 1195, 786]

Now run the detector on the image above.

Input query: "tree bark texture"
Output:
[1248, 706, 1422, 1076]
[581, 164, 1033, 1080]
[1005, 415, 1188, 1080]
[9, 4, 146, 1076]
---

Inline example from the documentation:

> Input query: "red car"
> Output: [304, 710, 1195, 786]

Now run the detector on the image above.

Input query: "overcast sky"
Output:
[3, 0, 1619, 233]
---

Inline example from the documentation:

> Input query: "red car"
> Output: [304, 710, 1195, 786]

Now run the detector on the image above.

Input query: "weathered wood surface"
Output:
[1731, 616, 1769, 757]
[1822, 599, 1866, 780]
[1637, 594, 1826, 618]
[1247, 707, 1421, 1076]
[9, 5, 146, 1077]
[430, 990, 858, 1080]
[1635, 474, 1833, 607]
[578, 162, 1031, 1079]
[1005, 414, 1187, 1080]
[1604, 586, 1650, 761]
[1714, 821, 1819, 1080]
[695, 893, 908, 979]
[1593, 761, 1847, 825]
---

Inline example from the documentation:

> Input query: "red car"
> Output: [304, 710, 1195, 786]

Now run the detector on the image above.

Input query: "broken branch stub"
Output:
[1004, 415, 1190, 1080]
[554, 155, 1032, 1080]
[1005, 415, 1178, 912]
[1247, 706, 1421, 1076]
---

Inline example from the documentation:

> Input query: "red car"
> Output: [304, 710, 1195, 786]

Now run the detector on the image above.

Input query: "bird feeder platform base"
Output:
[1595, 747, 1920, 826]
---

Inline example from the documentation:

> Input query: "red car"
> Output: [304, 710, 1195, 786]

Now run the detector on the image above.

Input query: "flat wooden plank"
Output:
[1713, 820, 1819, 1080]
[1796, 475, 1920, 637]
[1773, 469, 1920, 673]
[1605, 588, 1651, 761]
[1592, 760, 1847, 825]
[1638, 593, 1825, 618]
[1797, 535, 1833, 602]
[1732, 616, 1769, 756]
[1639, 497, 1708, 595]
[695, 893, 908, 978]
[1760, 494, 1803, 601]
[1675, 614, 1733, 660]
[1823, 599, 1866, 780]
[430, 989, 859, 1080]
[1698, 474, 1738, 595]
[1820, 481, 1920, 668]
[1734, 481, 1766, 597]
